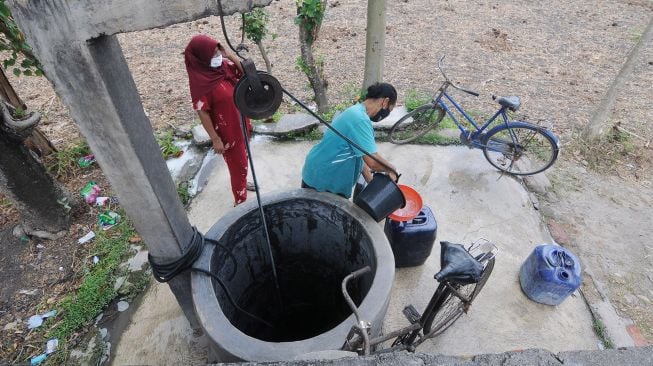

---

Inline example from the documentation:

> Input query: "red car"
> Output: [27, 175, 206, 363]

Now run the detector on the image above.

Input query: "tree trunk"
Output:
[582, 16, 653, 141]
[0, 67, 56, 156]
[0, 130, 75, 238]
[362, 0, 387, 90]
[298, 22, 328, 114]
[0, 68, 73, 238]
[257, 41, 272, 74]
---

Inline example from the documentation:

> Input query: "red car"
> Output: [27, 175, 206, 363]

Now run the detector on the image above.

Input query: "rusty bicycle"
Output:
[340, 239, 497, 355]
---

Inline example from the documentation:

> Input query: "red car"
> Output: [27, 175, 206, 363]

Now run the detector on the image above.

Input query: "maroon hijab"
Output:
[184, 34, 236, 103]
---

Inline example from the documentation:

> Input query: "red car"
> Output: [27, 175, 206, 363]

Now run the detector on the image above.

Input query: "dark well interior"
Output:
[211, 198, 376, 342]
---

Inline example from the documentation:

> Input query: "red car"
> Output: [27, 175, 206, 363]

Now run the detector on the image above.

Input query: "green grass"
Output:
[284, 126, 323, 141]
[253, 110, 283, 125]
[45, 139, 92, 178]
[607, 129, 636, 154]
[438, 114, 457, 130]
[44, 215, 136, 362]
[319, 101, 350, 123]
[156, 131, 182, 159]
[12, 107, 27, 119]
[177, 183, 190, 206]
[592, 318, 615, 349]
[1, 196, 12, 208]
[404, 88, 431, 112]
[319, 82, 363, 122]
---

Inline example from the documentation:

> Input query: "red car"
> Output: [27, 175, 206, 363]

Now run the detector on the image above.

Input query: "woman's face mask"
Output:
[210, 54, 223, 68]
[371, 99, 391, 122]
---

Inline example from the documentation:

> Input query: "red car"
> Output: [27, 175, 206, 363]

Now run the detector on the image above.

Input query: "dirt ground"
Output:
[1, 0, 652, 361]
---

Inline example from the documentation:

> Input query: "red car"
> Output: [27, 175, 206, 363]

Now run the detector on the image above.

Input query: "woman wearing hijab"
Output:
[301, 82, 399, 198]
[184, 34, 252, 206]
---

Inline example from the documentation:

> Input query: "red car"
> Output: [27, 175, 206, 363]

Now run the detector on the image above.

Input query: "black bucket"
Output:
[354, 173, 406, 222]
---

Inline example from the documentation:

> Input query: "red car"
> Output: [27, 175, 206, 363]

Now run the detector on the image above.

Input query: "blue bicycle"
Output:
[389, 57, 560, 176]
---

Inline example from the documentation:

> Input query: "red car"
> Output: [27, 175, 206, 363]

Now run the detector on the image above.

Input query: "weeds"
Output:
[285, 126, 323, 141]
[570, 127, 643, 175]
[404, 89, 431, 112]
[592, 318, 615, 349]
[177, 183, 190, 206]
[45, 139, 91, 178]
[320, 100, 351, 123]
[45, 214, 136, 362]
[157, 131, 182, 159]
[12, 107, 26, 119]
[253, 110, 283, 125]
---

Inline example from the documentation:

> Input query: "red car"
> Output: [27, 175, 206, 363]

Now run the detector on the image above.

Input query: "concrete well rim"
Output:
[191, 188, 394, 361]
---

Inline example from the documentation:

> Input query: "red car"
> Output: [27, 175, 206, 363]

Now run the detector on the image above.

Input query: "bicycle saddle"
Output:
[434, 241, 484, 284]
[493, 95, 521, 112]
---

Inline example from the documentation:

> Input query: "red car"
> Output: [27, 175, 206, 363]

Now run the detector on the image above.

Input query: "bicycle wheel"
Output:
[483, 122, 559, 175]
[388, 104, 445, 144]
[421, 255, 495, 337]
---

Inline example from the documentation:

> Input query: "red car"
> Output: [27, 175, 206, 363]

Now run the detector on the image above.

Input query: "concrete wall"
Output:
[217, 347, 653, 366]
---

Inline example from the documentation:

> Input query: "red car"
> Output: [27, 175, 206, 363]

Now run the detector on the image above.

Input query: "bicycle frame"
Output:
[341, 240, 498, 356]
[432, 82, 511, 143]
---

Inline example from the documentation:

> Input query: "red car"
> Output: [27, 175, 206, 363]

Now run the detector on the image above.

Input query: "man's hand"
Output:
[212, 137, 225, 154]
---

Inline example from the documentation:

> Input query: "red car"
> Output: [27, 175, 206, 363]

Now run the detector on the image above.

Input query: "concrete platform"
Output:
[111, 140, 598, 365]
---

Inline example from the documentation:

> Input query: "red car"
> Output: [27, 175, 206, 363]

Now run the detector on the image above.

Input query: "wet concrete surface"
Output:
[111, 140, 598, 365]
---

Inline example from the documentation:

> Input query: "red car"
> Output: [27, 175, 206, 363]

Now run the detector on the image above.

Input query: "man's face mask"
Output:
[371, 100, 391, 122]
[210, 54, 223, 68]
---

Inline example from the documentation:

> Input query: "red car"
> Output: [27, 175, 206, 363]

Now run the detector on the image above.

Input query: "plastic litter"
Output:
[77, 154, 96, 168]
[98, 211, 120, 230]
[117, 301, 129, 312]
[26, 310, 57, 329]
[95, 197, 110, 206]
[18, 289, 39, 296]
[45, 339, 58, 354]
[81, 181, 101, 204]
[30, 353, 47, 365]
[93, 256, 100, 265]
[78, 231, 96, 244]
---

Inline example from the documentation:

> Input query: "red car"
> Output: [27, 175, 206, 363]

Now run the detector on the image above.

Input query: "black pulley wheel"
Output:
[234, 71, 283, 119]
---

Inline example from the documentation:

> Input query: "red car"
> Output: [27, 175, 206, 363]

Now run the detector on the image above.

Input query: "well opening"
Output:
[211, 197, 375, 342]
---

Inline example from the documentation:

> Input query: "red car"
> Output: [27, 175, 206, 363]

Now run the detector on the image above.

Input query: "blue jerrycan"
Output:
[519, 244, 581, 306]
[383, 205, 437, 267]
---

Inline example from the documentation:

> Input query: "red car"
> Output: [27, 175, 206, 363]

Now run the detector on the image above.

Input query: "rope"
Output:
[216, 0, 248, 59]
[148, 227, 273, 328]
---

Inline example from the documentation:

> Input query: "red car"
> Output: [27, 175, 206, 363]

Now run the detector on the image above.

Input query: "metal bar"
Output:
[368, 323, 421, 346]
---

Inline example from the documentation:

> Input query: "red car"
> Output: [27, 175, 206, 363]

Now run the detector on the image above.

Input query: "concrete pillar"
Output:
[7, 0, 271, 329]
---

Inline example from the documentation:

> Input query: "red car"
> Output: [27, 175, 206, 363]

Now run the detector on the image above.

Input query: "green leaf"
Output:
[13, 68, 21, 76]
[0, 4, 11, 18]
[23, 69, 32, 76]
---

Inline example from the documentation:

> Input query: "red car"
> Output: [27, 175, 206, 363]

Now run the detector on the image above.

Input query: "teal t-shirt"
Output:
[302, 103, 377, 198]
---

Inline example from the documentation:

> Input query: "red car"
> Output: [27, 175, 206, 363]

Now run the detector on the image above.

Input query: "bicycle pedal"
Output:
[402, 305, 421, 324]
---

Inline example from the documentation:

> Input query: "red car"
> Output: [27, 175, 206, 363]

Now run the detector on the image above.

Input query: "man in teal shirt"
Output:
[302, 83, 399, 198]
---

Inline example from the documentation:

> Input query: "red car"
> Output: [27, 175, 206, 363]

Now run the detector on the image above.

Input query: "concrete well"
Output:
[191, 189, 394, 362]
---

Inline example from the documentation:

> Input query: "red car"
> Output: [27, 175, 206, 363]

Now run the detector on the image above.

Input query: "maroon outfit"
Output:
[184, 35, 252, 205]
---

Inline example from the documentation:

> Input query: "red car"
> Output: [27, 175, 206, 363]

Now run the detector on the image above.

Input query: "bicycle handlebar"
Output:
[437, 56, 479, 97]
